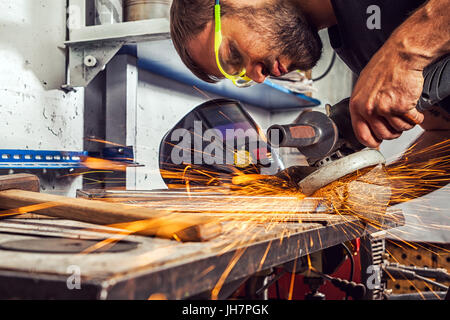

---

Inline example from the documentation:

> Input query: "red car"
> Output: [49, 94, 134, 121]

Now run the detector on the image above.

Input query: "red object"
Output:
[251, 147, 268, 161]
[269, 241, 362, 300]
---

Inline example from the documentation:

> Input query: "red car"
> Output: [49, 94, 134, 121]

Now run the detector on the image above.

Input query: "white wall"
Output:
[0, 0, 84, 196]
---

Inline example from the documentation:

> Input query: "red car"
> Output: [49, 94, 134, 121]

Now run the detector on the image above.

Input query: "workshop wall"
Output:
[0, 0, 84, 196]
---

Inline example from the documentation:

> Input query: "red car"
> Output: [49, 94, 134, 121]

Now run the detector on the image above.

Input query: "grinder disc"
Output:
[298, 149, 386, 196]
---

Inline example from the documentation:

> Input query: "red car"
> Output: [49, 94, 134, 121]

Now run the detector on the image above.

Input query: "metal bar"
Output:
[105, 54, 139, 190]
[0, 150, 88, 169]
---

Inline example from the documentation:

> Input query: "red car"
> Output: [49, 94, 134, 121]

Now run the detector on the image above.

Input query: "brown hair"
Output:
[170, 0, 232, 83]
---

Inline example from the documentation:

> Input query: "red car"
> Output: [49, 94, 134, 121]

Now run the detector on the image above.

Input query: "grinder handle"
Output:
[417, 54, 450, 112]
[267, 124, 320, 148]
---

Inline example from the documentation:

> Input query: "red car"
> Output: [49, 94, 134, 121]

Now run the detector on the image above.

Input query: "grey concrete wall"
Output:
[0, 0, 84, 196]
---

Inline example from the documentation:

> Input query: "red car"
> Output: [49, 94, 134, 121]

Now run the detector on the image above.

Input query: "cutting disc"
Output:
[298, 149, 386, 196]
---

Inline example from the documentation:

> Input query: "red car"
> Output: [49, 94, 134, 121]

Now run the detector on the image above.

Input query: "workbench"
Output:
[0, 189, 403, 300]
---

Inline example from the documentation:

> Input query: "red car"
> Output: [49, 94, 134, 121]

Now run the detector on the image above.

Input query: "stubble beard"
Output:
[242, 0, 324, 72]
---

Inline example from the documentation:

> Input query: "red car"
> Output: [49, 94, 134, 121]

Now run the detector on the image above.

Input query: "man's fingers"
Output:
[402, 108, 424, 125]
[367, 116, 402, 141]
[385, 115, 415, 132]
[351, 113, 381, 148]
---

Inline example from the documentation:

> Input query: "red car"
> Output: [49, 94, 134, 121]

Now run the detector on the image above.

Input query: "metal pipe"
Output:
[124, 0, 171, 21]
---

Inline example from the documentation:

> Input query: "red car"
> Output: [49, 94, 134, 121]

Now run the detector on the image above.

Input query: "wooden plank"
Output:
[0, 189, 221, 242]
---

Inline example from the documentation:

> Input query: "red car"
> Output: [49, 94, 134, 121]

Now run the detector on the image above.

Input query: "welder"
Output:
[169, 0, 450, 148]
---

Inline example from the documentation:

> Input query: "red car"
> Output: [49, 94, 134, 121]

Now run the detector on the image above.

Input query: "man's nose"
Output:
[246, 62, 269, 83]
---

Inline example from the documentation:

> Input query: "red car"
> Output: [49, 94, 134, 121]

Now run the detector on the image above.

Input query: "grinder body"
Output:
[268, 98, 364, 168]
[268, 101, 391, 223]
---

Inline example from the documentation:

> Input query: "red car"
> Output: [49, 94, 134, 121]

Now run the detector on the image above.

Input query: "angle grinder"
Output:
[268, 53, 450, 197]
[267, 98, 386, 196]
[266, 98, 393, 223]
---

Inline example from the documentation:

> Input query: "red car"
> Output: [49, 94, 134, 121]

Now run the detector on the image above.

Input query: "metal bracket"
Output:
[66, 41, 124, 89]
[63, 19, 170, 88]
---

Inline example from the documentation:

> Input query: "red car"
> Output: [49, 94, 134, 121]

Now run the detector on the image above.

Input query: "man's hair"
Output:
[170, 0, 231, 83]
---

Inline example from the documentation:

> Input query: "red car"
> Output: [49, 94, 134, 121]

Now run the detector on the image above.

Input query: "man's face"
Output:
[187, 0, 323, 83]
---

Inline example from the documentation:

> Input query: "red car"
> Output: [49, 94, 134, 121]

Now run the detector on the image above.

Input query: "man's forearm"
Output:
[388, 0, 450, 70]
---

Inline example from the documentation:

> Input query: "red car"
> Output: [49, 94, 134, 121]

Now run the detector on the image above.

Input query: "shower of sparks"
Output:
[1, 138, 448, 300]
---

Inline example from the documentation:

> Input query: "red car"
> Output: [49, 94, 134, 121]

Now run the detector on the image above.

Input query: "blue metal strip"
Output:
[0, 150, 88, 170]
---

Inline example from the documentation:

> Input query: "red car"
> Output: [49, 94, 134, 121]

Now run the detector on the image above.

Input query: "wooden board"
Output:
[0, 189, 221, 242]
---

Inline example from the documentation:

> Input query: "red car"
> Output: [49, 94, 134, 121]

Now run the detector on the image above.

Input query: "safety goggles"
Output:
[214, 0, 255, 87]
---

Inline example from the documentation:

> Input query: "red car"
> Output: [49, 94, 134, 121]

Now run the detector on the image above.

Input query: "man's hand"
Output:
[350, 0, 449, 148]
[350, 42, 425, 148]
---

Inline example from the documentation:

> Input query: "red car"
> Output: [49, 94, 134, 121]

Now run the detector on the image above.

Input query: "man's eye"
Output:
[228, 44, 243, 65]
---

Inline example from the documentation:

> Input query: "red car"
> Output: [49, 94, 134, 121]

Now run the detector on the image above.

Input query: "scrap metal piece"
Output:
[76, 189, 334, 215]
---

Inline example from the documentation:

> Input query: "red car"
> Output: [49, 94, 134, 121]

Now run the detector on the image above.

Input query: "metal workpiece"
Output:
[64, 18, 170, 88]
[75, 188, 335, 218]
[298, 149, 386, 196]
[0, 174, 40, 193]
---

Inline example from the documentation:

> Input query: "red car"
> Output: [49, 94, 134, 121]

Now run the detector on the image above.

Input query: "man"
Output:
[170, 0, 449, 148]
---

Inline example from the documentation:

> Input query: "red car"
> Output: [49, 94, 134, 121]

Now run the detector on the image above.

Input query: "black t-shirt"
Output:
[328, 0, 426, 75]
[328, 0, 450, 113]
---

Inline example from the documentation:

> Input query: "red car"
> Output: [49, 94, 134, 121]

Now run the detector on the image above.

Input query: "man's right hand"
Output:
[349, 40, 425, 148]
